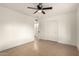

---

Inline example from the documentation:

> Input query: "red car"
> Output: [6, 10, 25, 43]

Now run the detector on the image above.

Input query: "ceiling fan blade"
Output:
[27, 7, 37, 9]
[43, 7, 52, 10]
[42, 10, 45, 14]
[33, 10, 38, 14]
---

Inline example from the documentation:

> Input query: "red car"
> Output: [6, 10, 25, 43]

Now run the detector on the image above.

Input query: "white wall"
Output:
[0, 7, 34, 51]
[77, 7, 79, 49]
[39, 11, 77, 46]
[58, 12, 77, 46]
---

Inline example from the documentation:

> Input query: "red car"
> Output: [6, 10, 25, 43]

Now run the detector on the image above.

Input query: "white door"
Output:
[40, 20, 58, 42]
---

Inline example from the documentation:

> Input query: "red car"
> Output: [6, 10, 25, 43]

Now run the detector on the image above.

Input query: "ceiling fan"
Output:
[27, 3, 53, 14]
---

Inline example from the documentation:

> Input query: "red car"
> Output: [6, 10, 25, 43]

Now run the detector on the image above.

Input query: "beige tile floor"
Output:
[0, 39, 78, 56]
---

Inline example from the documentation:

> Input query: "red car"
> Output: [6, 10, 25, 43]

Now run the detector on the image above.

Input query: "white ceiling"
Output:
[0, 3, 78, 18]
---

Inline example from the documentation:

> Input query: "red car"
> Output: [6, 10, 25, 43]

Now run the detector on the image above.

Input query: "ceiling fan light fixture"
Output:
[27, 3, 53, 14]
[38, 10, 41, 13]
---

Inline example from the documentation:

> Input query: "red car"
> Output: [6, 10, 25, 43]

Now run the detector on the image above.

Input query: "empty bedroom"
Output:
[0, 3, 79, 56]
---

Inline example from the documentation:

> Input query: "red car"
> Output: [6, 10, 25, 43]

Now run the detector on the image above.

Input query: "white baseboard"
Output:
[40, 38, 76, 46]
[0, 39, 33, 51]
